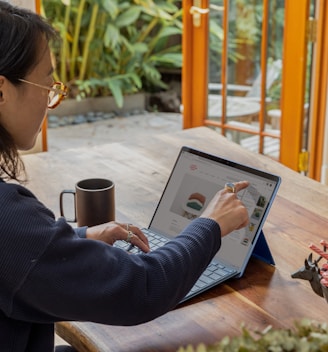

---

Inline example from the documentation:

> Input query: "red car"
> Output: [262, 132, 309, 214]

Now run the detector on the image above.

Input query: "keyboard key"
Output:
[114, 229, 238, 301]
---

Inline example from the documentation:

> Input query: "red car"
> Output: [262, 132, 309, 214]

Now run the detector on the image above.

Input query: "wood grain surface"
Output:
[22, 127, 328, 352]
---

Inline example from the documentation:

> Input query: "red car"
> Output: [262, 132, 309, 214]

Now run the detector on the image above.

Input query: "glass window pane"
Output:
[208, 0, 285, 160]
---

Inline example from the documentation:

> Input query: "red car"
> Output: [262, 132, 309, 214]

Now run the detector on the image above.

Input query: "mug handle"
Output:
[59, 190, 77, 222]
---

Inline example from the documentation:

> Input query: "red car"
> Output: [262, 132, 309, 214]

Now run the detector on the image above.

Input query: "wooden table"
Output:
[22, 127, 328, 352]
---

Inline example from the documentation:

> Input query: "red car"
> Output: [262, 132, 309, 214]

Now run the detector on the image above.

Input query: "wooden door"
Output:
[182, 0, 327, 180]
[182, 0, 209, 129]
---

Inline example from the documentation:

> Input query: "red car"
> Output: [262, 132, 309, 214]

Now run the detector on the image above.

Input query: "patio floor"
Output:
[48, 112, 183, 152]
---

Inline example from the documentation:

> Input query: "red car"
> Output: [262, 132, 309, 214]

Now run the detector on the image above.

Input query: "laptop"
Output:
[115, 146, 281, 302]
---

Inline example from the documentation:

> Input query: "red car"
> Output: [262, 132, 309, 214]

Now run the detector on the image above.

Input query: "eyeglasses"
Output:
[18, 78, 68, 109]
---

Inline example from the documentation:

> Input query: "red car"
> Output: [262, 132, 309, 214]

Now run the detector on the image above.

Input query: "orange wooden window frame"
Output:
[279, 0, 309, 171]
[182, 0, 316, 176]
[36, 0, 48, 152]
[182, 0, 209, 129]
[308, 0, 328, 180]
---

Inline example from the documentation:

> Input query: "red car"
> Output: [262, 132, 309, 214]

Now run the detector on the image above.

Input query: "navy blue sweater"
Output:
[0, 180, 221, 351]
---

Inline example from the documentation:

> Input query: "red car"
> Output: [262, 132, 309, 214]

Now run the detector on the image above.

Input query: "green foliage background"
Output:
[177, 319, 328, 352]
[41, 0, 182, 107]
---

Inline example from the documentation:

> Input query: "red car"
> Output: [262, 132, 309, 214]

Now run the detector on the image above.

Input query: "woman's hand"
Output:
[200, 181, 250, 237]
[86, 222, 150, 253]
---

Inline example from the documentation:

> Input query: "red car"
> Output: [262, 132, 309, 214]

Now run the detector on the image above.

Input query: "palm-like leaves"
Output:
[41, 0, 182, 107]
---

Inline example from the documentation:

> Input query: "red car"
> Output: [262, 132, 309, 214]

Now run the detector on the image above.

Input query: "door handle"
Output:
[190, 5, 209, 27]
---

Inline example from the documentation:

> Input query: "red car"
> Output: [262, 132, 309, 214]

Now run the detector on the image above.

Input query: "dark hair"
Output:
[0, 1, 58, 182]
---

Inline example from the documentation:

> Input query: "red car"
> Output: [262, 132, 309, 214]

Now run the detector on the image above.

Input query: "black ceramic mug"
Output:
[60, 178, 115, 227]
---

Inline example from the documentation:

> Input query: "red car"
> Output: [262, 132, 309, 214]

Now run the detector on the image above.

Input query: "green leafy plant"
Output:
[41, 0, 182, 107]
[177, 319, 328, 352]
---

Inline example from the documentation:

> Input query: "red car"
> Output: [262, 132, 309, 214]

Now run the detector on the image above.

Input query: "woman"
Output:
[0, 2, 249, 351]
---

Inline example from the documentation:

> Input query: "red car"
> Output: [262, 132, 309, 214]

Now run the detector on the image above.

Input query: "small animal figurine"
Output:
[291, 253, 323, 297]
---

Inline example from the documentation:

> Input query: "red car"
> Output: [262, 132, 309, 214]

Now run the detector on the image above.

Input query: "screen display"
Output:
[149, 147, 280, 270]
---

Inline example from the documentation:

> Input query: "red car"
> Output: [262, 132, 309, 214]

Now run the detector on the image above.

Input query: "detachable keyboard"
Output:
[114, 229, 237, 301]
[185, 261, 236, 299]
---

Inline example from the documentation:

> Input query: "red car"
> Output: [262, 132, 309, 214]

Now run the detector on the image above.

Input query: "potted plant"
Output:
[41, 0, 182, 108]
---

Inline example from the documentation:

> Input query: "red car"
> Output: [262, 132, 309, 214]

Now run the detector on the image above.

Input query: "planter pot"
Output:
[52, 93, 147, 118]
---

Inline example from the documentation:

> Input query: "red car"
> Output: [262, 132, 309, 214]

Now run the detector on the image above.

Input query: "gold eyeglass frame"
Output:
[18, 78, 68, 109]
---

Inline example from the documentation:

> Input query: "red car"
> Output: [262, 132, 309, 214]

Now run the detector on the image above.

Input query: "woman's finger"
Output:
[126, 233, 150, 253]
[120, 223, 150, 253]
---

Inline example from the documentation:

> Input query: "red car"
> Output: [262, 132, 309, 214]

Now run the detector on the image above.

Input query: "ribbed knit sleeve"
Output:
[0, 181, 221, 326]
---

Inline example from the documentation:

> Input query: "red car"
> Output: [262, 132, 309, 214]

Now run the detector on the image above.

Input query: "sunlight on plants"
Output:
[41, 0, 182, 108]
